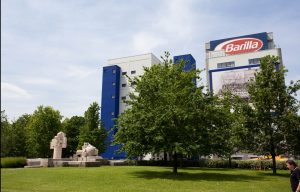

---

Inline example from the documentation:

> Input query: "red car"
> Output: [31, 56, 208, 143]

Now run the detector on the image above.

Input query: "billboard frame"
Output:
[209, 64, 260, 94]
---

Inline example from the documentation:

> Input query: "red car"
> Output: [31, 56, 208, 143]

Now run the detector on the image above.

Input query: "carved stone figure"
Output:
[50, 132, 67, 159]
[76, 142, 98, 157]
[75, 142, 100, 161]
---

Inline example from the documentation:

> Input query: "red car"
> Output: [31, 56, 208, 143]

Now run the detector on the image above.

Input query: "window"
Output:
[112, 70, 116, 74]
[111, 95, 115, 99]
[122, 83, 126, 87]
[121, 96, 126, 100]
[217, 61, 235, 68]
[249, 58, 260, 65]
[131, 70, 136, 74]
[122, 72, 127, 75]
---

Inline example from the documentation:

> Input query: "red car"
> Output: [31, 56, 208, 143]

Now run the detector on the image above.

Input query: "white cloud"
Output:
[1, 82, 32, 99]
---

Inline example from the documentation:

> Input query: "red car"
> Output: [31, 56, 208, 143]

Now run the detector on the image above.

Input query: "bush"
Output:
[133, 159, 290, 170]
[1, 157, 27, 168]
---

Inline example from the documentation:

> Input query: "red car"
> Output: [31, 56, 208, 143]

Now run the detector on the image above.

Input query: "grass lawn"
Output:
[1, 166, 290, 192]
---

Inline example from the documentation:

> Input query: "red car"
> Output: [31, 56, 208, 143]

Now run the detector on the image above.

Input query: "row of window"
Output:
[248, 58, 260, 65]
[217, 58, 261, 69]
[111, 70, 137, 75]
[114, 60, 260, 72]
[122, 70, 136, 75]
[217, 61, 235, 68]
[112, 82, 136, 87]
[110, 96, 127, 116]
[111, 95, 127, 100]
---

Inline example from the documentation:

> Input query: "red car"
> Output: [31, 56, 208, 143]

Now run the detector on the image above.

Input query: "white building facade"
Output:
[101, 53, 161, 159]
[108, 53, 161, 114]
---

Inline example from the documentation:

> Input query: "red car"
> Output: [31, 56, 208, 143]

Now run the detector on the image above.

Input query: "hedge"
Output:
[133, 159, 296, 170]
[1, 157, 27, 168]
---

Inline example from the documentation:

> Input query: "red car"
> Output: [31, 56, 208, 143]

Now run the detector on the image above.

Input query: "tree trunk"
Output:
[164, 151, 167, 165]
[228, 155, 232, 168]
[173, 152, 178, 174]
[271, 143, 277, 174]
[271, 153, 276, 174]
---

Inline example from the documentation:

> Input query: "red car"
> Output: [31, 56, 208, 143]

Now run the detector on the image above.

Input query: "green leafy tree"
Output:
[78, 102, 107, 153]
[62, 116, 85, 157]
[1, 110, 12, 157]
[26, 106, 62, 158]
[114, 52, 212, 174]
[246, 55, 300, 174]
[11, 114, 31, 157]
[211, 93, 249, 167]
[283, 111, 300, 158]
[213, 91, 252, 167]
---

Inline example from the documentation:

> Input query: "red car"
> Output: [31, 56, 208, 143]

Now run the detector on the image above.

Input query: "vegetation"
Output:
[134, 159, 297, 170]
[26, 106, 62, 158]
[1, 53, 299, 178]
[113, 54, 299, 174]
[115, 52, 219, 173]
[1, 102, 106, 158]
[1, 157, 27, 168]
[1, 166, 290, 192]
[208, 92, 248, 168]
[78, 102, 107, 154]
[62, 116, 85, 157]
[1, 110, 12, 157]
[245, 56, 300, 174]
[11, 114, 31, 157]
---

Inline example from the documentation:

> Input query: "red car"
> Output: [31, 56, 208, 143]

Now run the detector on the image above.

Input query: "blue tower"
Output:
[101, 65, 125, 159]
[173, 54, 196, 85]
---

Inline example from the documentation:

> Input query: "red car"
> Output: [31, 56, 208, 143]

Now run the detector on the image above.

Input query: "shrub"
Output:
[133, 159, 290, 170]
[1, 157, 27, 168]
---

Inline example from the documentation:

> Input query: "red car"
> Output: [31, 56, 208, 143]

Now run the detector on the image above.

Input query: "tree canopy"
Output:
[114, 52, 228, 173]
[26, 106, 62, 158]
[78, 102, 107, 154]
[62, 116, 85, 157]
[246, 55, 300, 174]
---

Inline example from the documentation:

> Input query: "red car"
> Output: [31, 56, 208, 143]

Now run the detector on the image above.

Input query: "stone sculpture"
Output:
[50, 132, 67, 159]
[75, 142, 100, 161]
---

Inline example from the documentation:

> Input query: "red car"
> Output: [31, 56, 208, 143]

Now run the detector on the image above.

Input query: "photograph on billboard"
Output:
[210, 66, 260, 99]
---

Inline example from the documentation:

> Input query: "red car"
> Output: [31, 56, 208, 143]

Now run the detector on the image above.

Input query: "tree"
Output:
[246, 55, 300, 174]
[62, 116, 85, 157]
[78, 102, 107, 154]
[1, 110, 12, 157]
[211, 93, 249, 167]
[114, 52, 212, 174]
[26, 106, 62, 158]
[10, 114, 31, 157]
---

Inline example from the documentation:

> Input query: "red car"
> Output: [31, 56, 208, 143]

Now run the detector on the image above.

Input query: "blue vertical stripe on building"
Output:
[101, 65, 125, 159]
[174, 54, 196, 85]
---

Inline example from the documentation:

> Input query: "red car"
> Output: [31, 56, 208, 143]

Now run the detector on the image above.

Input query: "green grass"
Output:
[1, 166, 290, 192]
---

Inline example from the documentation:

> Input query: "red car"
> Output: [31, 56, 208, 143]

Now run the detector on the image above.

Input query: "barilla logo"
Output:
[214, 38, 263, 55]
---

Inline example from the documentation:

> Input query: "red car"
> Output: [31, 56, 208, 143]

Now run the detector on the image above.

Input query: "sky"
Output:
[2, 0, 300, 121]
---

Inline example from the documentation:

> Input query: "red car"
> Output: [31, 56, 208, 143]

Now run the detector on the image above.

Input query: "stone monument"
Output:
[26, 134, 106, 168]
[75, 142, 100, 161]
[50, 132, 67, 159]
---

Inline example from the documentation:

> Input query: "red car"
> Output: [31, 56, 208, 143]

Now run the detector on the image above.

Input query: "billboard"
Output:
[209, 65, 260, 99]
[209, 32, 268, 55]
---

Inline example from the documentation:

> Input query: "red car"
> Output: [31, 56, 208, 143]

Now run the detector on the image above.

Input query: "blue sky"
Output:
[2, 0, 300, 120]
